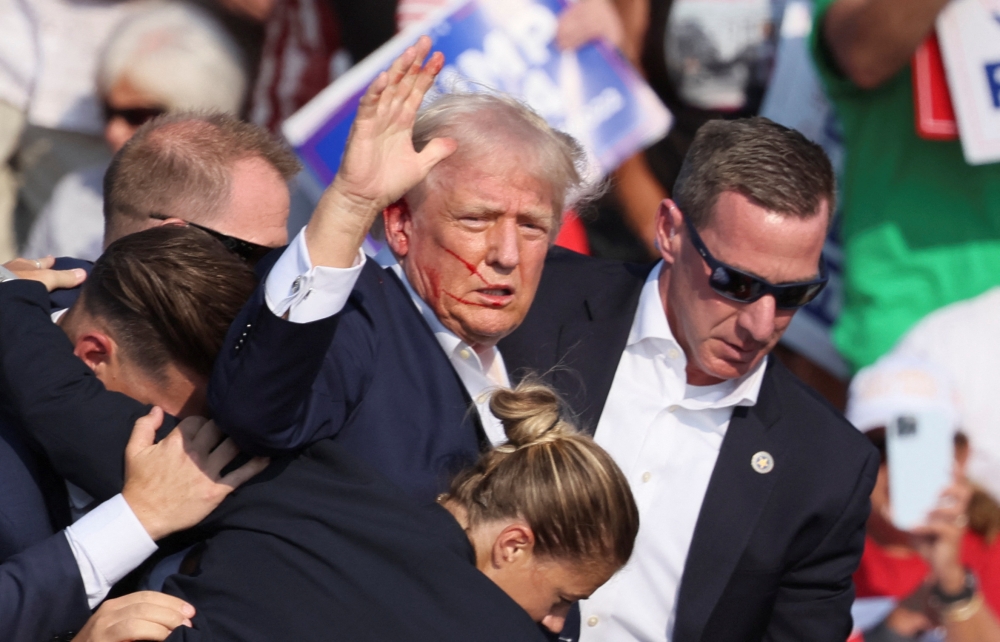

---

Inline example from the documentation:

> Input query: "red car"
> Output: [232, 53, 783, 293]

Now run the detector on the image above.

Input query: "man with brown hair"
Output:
[501, 116, 879, 642]
[101, 112, 301, 262]
[0, 225, 265, 639]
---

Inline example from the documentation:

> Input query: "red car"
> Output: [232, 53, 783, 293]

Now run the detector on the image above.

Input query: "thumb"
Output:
[44, 268, 87, 292]
[126, 406, 163, 460]
[417, 137, 458, 175]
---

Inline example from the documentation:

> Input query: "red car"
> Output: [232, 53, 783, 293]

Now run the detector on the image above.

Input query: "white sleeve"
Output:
[264, 227, 367, 324]
[64, 494, 158, 608]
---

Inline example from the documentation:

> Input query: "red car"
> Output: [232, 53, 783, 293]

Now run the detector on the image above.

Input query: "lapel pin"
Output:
[751, 451, 774, 474]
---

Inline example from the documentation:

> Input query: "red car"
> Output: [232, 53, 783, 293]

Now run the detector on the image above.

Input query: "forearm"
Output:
[612, 152, 666, 259]
[822, 0, 950, 89]
[944, 602, 1000, 641]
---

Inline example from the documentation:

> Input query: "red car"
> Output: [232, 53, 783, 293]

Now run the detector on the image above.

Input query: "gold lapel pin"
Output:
[751, 451, 774, 474]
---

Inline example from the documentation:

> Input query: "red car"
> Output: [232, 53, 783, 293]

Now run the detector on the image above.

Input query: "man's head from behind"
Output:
[656, 117, 834, 385]
[384, 93, 588, 352]
[60, 226, 257, 417]
[103, 112, 301, 255]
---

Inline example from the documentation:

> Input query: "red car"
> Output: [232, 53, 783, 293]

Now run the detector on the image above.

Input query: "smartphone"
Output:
[885, 409, 954, 530]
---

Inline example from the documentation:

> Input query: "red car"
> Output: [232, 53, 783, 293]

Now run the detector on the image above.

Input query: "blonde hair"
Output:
[443, 381, 639, 571]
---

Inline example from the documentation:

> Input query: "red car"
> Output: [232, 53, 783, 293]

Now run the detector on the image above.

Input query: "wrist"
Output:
[121, 487, 167, 541]
[305, 185, 381, 269]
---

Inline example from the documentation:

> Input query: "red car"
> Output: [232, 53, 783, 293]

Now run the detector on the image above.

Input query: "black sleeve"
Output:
[0, 280, 177, 501]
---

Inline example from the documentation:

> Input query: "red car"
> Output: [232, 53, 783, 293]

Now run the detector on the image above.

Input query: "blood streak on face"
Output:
[444, 247, 502, 289]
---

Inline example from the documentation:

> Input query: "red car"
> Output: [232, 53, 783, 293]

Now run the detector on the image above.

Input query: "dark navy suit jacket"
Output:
[210, 258, 486, 502]
[163, 439, 547, 642]
[500, 248, 880, 642]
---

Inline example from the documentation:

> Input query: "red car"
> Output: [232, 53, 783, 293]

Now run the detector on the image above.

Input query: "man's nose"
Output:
[541, 614, 566, 634]
[486, 218, 520, 270]
[737, 295, 777, 343]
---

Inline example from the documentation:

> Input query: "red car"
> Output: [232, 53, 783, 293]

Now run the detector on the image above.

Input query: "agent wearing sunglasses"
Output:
[501, 117, 879, 642]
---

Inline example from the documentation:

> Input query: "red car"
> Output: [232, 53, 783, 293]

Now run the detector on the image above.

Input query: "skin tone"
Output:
[443, 502, 612, 634]
[106, 155, 291, 251]
[103, 77, 165, 154]
[72, 591, 195, 642]
[823, 0, 951, 89]
[58, 304, 209, 418]
[655, 193, 829, 386]
[384, 157, 556, 354]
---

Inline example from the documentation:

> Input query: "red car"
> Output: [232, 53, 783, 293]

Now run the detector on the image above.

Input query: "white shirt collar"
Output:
[630, 261, 766, 410]
[376, 249, 504, 380]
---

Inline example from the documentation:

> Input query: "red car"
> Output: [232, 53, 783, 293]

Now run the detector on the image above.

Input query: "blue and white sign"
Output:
[937, 0, 1000, 165]
[283, 0, 672, 188]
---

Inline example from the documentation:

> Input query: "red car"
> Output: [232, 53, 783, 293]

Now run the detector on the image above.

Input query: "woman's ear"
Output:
[490, 522, 536, 569]
[383, 198, 413, 258]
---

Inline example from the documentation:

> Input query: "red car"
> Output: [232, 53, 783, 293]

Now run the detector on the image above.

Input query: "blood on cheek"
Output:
[440, 247, 505, 308]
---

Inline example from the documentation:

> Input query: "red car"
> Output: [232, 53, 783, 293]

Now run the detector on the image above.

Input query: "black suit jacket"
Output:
[500, 248, 879, 642]
[163, 440, 548, 642]
[0, 280, 177, 502]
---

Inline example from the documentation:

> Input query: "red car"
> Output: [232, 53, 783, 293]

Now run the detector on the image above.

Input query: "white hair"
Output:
[98, 2, 247, 114]
[412, 92, 598, 214]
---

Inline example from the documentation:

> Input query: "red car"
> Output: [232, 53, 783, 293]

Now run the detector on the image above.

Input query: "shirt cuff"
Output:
[64, 494, 158, 608]
[264, 227, 366, 324]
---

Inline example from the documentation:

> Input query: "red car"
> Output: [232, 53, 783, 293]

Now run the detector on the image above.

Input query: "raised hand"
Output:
[305, 35, 457, 269]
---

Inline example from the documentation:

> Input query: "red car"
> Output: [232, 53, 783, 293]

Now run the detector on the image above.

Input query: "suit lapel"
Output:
[554, 287, 643, 435]
[672, 361, 787, 642]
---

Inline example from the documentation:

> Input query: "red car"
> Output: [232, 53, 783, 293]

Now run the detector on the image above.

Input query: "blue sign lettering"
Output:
[987, 62, 1000, 109]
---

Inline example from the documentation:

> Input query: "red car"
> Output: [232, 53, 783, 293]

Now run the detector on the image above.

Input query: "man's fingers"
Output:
[205, 437, 241, 475]
[219, 455, 270, 490]
[108, 591, 196, 617]
[44, 268, 87, 291]
[190, 419, 225, 455]
[404, 51, 445, 114]
[418, 137, 458, 175]
[125, 407, 163, 460]
[104, 619, 175, 642]
[177, 415, 210, 442]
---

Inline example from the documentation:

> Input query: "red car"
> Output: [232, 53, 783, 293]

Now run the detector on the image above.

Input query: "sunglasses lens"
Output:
[709, 266, 764, 302]
[774, 281, 826, 309]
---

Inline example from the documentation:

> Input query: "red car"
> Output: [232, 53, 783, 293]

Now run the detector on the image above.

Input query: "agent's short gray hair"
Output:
[98, 2, 247, 114]
[411, 92, 592, 216]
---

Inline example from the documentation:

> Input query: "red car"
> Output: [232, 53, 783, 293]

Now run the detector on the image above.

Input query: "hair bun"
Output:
[489, 381, 571, 449]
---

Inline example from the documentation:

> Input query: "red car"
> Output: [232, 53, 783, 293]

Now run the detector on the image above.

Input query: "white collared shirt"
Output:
[580, 262, 766, 642]
[265, 231, 509, 445]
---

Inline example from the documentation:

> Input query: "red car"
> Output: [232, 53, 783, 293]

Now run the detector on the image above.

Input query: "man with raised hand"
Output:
[209, 36, 588, 502]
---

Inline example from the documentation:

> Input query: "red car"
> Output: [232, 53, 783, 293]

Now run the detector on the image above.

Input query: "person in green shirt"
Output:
[811, 0, 1000, 371]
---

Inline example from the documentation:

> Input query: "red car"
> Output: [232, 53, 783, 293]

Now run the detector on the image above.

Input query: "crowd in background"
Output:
[1, 0, 999, 641]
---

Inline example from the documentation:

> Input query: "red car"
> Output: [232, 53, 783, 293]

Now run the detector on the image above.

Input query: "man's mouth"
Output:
[474, 287, 515, 306]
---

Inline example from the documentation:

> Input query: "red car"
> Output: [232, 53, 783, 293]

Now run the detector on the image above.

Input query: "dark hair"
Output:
[103, 111, 300, 241]
[78, 225, 257, 381]
[673, 117, 836, 230]
[442, 380, 639, 572]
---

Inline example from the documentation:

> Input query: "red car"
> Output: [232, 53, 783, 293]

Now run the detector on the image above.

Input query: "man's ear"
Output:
[72, 331, 116, 375]
[383, 198, 413, 257]
[490, 522, 536, 570]
[654, 199, 683, 266]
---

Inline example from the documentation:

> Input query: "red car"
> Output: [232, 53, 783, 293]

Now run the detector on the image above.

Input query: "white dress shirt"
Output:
[265, 231, 510, 445]
[579, 262, 766, 642]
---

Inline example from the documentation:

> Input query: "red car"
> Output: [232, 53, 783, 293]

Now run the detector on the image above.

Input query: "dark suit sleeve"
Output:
[0, 280, 177, 501]
[208, 283, 375, 455]
[763, 447, 879, 642]
[0, 531, 91, 642]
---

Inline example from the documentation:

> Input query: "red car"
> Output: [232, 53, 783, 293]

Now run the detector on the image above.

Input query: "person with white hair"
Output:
[23, 1, 248, 261]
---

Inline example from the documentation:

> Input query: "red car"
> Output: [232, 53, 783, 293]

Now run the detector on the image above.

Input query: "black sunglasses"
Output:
[149, 214, 274, 265]
[683, 216, 828, 309]
[103, 103, 166, 127]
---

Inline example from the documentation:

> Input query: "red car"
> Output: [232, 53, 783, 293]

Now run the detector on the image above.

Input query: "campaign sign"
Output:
[283, 0, 672, 187]
[937, 0, 1000, 165]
